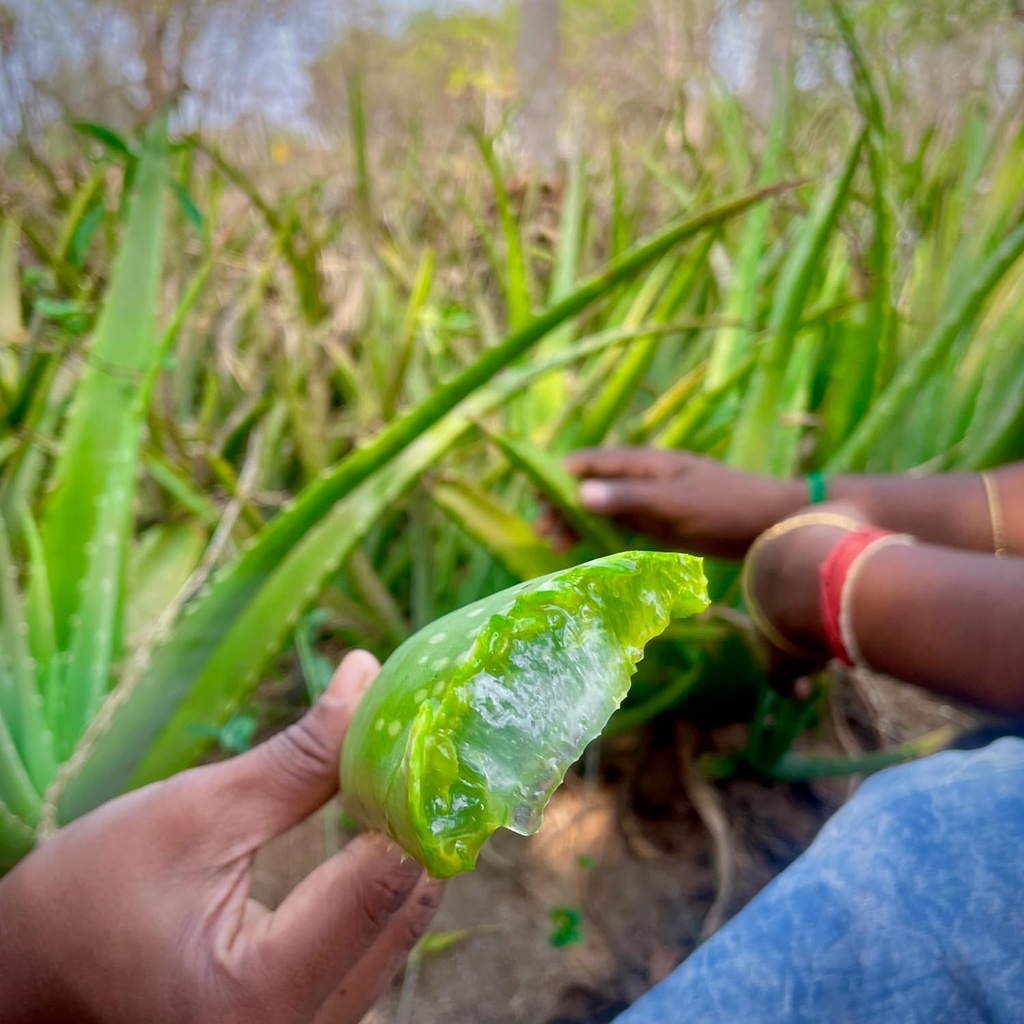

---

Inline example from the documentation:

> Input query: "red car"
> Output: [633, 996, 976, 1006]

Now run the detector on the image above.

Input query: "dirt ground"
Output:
[252, 672, 976, 1024]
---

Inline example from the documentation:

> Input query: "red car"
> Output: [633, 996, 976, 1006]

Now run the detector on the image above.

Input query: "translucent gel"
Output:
[341, 552, 709, 878]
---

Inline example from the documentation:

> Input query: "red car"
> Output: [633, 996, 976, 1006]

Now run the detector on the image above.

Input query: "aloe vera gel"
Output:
[341, 551, 709, 878]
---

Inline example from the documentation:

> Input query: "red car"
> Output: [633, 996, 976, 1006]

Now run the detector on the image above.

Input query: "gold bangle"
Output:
[981, 472, 1008, 558]
[741, 512, 864, 660]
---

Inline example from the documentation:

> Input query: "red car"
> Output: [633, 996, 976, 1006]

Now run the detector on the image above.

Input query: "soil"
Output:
[251, 671, 977, 1024]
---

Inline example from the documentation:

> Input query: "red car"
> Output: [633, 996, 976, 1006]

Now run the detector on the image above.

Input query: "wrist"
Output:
[753, 524, 848, 652]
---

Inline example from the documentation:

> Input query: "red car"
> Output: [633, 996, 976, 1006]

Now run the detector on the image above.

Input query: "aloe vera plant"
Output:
[341, 551, 709, 878]
[45, 183, 774, 829]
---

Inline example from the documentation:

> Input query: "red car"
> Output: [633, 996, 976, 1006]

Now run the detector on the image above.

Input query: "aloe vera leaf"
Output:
[125, 523, 208, 650]
[385, 247, 435, 419]
[431, 478, 568, 581]
[483, 432, 621, 554]
[0, 799, 35, 870]
[830, 0, 896, 406]
[19, 509, 55, 680]
[40, 124, 167, 757]
[525, 156, 588, 431]
[634, 364, 706, 440]
[729, 131, 864, 471]
[962, 315, 1024, 468]
[347, 63, 372, 226]
[54, 326, 673, 818]
[0, 215, 22, 405]
[566, 255, 676, 448]
[56, 169, 106, 268]
[143, 454, 222, 527]
[341, 551, 709, 878]
[706, 75, 789, 389]
[474, 129, 531, 331]
[0, 215, 22, 344]
[52, 189, 782, 819]
[654, 350, 758, 450]
[829, 214, 1024, 472]
[575, 234, 716, 448]
[346, 549, 410, 648]
[0, 518, 55, 793]
[0, 705, 38, 824]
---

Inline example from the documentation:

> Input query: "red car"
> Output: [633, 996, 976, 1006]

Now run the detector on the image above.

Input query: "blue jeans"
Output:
[615, 737, 1024, 1024]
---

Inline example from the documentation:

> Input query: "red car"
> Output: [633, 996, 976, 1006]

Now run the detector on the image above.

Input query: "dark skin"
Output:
[543, 447, 1024, 558]
[548, 448, 1024, 717]
[0, 651, 444, 1024]
[2, 453, 1022, 1021]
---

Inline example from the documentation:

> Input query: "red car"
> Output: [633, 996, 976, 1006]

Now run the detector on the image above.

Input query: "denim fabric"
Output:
[614, 738, 1024, 1024]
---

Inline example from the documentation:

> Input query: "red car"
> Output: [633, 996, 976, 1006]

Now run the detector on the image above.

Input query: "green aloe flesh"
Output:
[341, 551, 709, 878]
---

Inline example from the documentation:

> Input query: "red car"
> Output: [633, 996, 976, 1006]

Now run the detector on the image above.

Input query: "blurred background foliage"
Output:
[0, 0, 1023, 864]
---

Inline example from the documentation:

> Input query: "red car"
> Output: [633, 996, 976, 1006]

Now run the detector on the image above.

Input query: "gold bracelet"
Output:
[741, 512, 864, 660]
[981, 472, 1008, 558]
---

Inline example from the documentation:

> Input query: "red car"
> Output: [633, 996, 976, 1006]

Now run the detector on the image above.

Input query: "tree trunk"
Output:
[517, 0, 562, 179]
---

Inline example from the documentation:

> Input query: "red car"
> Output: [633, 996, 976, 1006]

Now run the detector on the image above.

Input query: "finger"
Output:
[564, 447, 682, 482]
[253, 833, 426, 1017]
[218, 649, 380, 843]
[314, 877, 445, 1024]
[578, 478, 679, 519]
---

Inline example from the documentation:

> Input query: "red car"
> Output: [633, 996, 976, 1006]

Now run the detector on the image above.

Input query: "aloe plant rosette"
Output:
[341, 551, 709, 878]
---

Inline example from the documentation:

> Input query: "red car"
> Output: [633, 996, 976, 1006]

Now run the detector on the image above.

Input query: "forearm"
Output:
[762, 526, 1024, 716]
[827, 464, 1024, 555]
[853, 545, 1024, 714]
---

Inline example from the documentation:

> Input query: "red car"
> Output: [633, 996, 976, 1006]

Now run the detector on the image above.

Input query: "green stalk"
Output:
[830, 215, 1024, 471]
[729, 133, 863, 471]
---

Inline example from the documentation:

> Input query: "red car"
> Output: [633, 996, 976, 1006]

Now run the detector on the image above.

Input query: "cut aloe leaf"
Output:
[340, 551, 709, 878]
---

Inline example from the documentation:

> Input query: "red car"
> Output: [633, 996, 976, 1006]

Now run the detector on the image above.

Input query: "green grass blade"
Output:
[829, 215, 1024, 472]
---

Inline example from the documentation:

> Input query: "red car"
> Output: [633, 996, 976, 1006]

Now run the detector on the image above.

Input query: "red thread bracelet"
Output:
[818, 527, 895, 666]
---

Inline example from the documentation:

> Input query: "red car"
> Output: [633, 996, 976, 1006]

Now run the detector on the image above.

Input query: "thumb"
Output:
[218, 649, 380, 845]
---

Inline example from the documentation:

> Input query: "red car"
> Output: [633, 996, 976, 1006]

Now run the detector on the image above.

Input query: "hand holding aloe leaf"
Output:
[341, 551, 709, 878]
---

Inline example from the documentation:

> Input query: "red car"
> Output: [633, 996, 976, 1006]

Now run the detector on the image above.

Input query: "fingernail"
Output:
[323, 649, 379, 705]
[579, 480, 610, 511]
